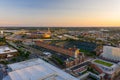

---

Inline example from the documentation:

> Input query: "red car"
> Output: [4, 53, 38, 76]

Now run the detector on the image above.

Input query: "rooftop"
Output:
[92, 59, 119, 74]
[94, 59, 113, 67]
[5, 58, 78, 80]
[0, 46, 17, 54]
[101, 46, 120, 61]
[70, 61, 90, 70]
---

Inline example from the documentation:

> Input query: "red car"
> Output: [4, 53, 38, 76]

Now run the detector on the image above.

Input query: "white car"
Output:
[43, 52, 52, 57]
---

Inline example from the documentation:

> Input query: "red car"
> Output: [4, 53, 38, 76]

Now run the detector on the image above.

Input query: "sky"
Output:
[0, 0, 120, 27]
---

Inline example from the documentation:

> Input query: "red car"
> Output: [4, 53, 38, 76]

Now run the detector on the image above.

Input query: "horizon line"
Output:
[0, 26, 120, 28]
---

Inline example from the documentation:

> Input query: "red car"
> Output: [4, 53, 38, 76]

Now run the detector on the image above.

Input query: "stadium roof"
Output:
[4, 58, 78, 80]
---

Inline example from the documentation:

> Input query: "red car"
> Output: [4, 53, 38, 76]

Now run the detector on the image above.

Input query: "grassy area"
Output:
[94, 60, 113, 67]
[80, 49, 96, 57]
[87, 67, 99, 75]
[52, 55, 64, 65]
[80, 49, 89, 53]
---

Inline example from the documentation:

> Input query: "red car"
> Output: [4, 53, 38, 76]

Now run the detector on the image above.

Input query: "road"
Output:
[0, 65, 7, 80]
[0, 69, 3, 80]
[17, 43, 60, 68]
[23, 44, 60, 67]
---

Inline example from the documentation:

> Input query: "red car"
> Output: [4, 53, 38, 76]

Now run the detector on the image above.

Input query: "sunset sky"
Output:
[0, 0, 120, 27]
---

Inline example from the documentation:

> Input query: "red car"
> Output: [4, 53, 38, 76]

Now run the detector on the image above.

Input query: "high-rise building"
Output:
[100, 46, 120, 62]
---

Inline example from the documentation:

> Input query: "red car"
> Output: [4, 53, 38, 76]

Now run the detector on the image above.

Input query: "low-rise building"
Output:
[79, 72, 101, 80]
[0, 46, 18, 59]
[3, 58, 79, 80]
[92, 59, 120, 80]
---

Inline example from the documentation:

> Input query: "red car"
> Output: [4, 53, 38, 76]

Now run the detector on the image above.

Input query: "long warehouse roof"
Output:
[3, 58, 79, 80]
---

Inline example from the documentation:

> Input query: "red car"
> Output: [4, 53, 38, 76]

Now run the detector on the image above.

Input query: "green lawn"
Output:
[94, 60, 113, 67]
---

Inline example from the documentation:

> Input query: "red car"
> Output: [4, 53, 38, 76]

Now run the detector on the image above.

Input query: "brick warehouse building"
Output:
[0, 46, 18, 59]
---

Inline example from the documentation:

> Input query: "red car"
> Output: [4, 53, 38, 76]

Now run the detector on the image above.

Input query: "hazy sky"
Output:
[0, 0, 120, 27]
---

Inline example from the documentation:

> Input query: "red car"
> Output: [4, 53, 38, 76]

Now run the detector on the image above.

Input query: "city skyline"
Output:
[0, 0, 120, 27]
